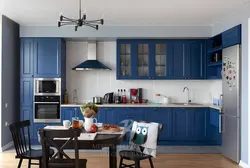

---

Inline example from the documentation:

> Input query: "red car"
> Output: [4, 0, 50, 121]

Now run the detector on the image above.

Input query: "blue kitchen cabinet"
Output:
[172, 108, 194, 141]
[167, 41, 185, 79]
[115, 107, 146, 142]
[20, 38, 34, 78]
[146, 108, 173, 141]
[208, 108, 222, 145]
[185, 40, 206, 79]
[98, 107, 113, 124]
[116, 107, 146, 125]
[20, 78, 33, 107]
[116, 40, 136, 79]
[61, 107, 79, 122]
[32, 123, 61, 145]
[222, 25, 241, 48]
[33, 38, 64, 78]
[193, 108, 208, 141]
[116, 39, 206, 80]
[20, 107, 33, 139]
[20, 107, 33, 122]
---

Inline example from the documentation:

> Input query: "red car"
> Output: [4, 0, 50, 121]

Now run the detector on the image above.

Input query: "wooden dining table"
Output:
[48, 129, 126, 168]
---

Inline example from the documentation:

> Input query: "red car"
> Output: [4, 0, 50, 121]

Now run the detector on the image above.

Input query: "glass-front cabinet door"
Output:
[137, 44, 149, 77]
[117, 43, 132, 78]
[155, 43, 167, 77]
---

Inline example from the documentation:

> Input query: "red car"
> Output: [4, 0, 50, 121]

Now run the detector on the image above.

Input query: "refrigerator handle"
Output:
[219, 114, 222, 133]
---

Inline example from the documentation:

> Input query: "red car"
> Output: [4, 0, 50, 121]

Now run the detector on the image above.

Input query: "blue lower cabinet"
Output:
[146, 108, 172, 141]
[20, 107, 33, 139]
[32, 123, 61, 145]
[193, 108, 208, 141]
[207, 108, 222, 145]
[172, 108, 194, 141]
[116, 107, 145, 125]
[61, 107, 79, 123]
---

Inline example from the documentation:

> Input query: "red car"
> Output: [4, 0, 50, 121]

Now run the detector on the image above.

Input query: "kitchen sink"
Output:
[172, 103, 203, 106]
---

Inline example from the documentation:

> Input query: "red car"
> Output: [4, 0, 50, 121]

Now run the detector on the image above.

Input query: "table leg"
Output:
[109, 145, 117, 168]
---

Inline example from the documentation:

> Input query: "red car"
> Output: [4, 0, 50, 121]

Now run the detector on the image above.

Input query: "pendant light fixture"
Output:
[58, 0, 104, 31]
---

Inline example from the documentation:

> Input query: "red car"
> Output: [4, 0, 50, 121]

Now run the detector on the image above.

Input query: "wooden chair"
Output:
[119, 122, 163, 168]
[39, 129, 87, 168]
[9, 120, 54, 168]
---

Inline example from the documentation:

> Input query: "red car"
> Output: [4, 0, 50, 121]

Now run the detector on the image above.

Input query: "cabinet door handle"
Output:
[219, 114, 222, 133]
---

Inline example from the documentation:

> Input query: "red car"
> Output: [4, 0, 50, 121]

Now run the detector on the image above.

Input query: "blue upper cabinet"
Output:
[184, 40, 206, 79]
[117, 40, 135, 79]
[20, 38, 34, 78]
[222, 25, 241, 48]
[20, 78, 33, 107]
[33, 38, 64, 78]
[117, 39, 206, 80]
[167, 41, 185, 79]
[20, 38, 66, 78]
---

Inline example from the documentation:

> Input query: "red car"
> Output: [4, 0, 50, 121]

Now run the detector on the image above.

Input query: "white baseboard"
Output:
[239, 160, 250, 168]
[0, 141, 13, 152]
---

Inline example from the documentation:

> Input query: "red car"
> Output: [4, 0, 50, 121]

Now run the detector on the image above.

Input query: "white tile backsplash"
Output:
[66, 41, 222, 104]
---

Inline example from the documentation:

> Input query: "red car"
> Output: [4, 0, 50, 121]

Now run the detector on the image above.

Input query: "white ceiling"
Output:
[1, 0, 250, 26]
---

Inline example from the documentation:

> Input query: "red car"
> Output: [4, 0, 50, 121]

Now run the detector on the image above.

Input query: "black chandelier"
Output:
[58, 0, 104, 31]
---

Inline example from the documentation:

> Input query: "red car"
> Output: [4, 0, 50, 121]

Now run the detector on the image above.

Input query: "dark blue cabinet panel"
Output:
[116, 107, 145, 125]
[146, 108, 173, 141]
[172, 108, 193, 140]
[20, 38, 34, 77]
[61, 107, 106, 124]
[61, 107, 80, 123]
[207, 108, 222, 144]
[20, 107, 33, 138]
[166, 41, 185, 79]
[222, 25, 241, 48]
[32, 123, 61, 145]
[185, 40, 205, 79]
[34, 38, 62, 78]
[193, 108, 207, 140]
[20, 78, 33, 107]
[20, 107, 33, 122]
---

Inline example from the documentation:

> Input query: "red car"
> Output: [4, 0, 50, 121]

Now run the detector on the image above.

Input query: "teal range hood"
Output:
[72, 42, 111, 71]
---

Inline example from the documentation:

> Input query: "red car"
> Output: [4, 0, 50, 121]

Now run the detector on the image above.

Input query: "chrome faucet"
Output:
[183, 87, 191, 104]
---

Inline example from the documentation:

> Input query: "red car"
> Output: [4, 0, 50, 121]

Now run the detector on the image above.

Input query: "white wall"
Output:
[66, 41, 221, 104]
[212, 3, 250, 166]
[20, 25, 212, 38]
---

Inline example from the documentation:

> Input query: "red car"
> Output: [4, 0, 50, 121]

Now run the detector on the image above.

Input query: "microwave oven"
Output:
[34, 78, 61, 96]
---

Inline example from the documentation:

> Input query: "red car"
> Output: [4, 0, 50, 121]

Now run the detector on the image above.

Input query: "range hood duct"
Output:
[72, 42, 111, 71]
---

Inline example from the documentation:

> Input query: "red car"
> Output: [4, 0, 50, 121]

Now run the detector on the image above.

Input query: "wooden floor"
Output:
[0, 152, 241, 168]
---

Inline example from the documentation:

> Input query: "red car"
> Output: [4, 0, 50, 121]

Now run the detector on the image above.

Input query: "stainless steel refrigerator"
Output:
[221, 44, 241, 163]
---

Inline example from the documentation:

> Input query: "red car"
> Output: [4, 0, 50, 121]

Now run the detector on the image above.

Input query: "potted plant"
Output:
[80, 103, 99, 132]
[80, 103, 98, 118]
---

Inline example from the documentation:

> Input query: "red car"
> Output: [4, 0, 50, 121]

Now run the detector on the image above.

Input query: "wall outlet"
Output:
[5, 122, 8, 126]
[4, 103, 8, 108]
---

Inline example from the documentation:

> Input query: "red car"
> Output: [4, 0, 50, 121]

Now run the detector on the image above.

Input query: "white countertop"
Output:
[61, 103, 221, 111]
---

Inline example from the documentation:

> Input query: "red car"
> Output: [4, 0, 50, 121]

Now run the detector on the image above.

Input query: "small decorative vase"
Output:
[84, 117, 97, 132]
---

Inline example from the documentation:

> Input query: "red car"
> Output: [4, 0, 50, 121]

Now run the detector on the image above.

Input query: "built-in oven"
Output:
[34, 78, 61, 96]
[34, 96, 61, 123]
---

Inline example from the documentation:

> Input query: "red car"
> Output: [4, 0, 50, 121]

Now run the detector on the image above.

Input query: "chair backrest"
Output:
[39, 129, 81, 168]
[130, 121, 163, 144]
[9, 120, 31, 157]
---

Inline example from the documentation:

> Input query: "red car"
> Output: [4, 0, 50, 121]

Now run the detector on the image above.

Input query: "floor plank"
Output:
[0, 152, 240, 168]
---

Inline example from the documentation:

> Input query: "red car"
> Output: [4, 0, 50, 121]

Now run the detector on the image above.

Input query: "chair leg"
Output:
[119, 158, 123, 168]
[18, 158, 23, 168]
[135, 160, 140, 168]
[28, 159, 31, 168]
[149, 157, 154, 168]
[39, 158, 42, 168]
